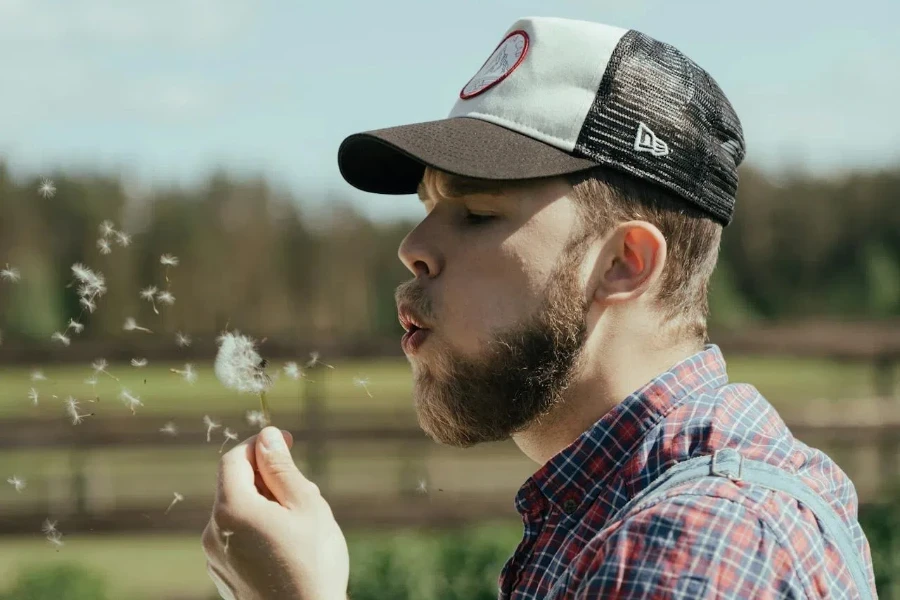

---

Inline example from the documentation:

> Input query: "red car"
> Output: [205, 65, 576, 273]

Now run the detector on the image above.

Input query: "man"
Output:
[202, 16, 878, 599]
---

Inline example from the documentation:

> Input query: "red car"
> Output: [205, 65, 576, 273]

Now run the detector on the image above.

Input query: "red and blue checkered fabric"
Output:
[499, 344, 878, 599]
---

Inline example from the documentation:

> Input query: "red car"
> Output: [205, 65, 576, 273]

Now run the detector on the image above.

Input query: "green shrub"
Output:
[0, 562, 109, 600]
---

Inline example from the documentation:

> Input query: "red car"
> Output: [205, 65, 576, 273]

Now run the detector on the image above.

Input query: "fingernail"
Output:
[260, 427, 285, 452]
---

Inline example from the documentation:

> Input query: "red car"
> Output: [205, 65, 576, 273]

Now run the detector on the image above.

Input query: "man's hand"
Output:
[202, 426, 350, 600]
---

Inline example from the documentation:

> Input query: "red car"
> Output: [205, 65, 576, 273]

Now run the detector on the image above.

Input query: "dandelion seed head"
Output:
[51, 332, 71, 346]
[203, 415, 219, 429]
[38, 178, 56, 198]
[173, 492, 184, 502]
[283, 362, 302, 380]
[160, 422, 178, 436]
[140, 286, 158, 300]
[119, 389, 143, 413]
[7, 476, 26, 492]
[223, 428, 238, 441]
[92, 358, 108, 373]
[160, 254, 179, 267]
[214, 331, 271, 394]
[131, 358, 148, 368]
[42, 519, 58, 535]
[0, 265, 21, 282]
[156, 290, 175, 305]
[31, 370, 46, 382]
[67, 319, 84, 334]
[123, 317, 137, 331]
[175, 332, 192, 347]
[416, 479, 428, 494]
[97, 238, 112, 254]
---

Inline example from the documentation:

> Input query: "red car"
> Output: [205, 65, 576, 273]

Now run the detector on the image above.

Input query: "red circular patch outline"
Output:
[459, 30, 530, 100]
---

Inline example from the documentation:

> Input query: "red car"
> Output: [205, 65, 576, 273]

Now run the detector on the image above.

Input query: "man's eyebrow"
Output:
[417, 176, 507, 203]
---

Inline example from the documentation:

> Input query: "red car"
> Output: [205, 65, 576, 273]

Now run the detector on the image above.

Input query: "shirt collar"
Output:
[514, 343, 730, 519]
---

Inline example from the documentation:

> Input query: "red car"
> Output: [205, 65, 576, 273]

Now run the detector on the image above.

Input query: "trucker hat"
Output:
[337, 16, 746, 226]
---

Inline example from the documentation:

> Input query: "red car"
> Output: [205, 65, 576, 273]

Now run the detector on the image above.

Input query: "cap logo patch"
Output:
[460, 30, 529, 100]
[634, 122, 669, 157]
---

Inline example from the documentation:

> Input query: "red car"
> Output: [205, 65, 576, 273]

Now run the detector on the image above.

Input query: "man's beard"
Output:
[395, 244, 590, 448]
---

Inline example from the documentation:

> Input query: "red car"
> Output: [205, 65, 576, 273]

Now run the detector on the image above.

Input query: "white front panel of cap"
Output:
[449, 17, 628, 153]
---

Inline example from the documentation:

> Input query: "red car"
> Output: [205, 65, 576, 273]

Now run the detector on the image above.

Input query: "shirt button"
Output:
[562, 498, 579, 514]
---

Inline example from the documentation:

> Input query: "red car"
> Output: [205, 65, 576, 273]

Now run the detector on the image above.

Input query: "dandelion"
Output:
[51, 331, 71, 346]
[156, 290, 175, 306]
[203, 415, 221, 442]
[220, 428, 239, 453]
[131, 358, 148, 368]
[165, 492, 184, 514]
[222, 530, 234, 554]
[67, 319, 84, 334]
[0, 264, 20, 282]
[28, 388, 39, 406]
[160, 422, 178, 436]
[353, 376, 373, 398]
[42, 519, 59, 536]
[119, 389, 143, 415]
[97, 238, 112, 255]
[114, 230, 131, 247]
[245, 410, 268, 429]
[160, 254, 178, 284]
[92, 358, 119, 381]
[6, 476, 26, 492]
[215, 331, 273, 424]
[123, 317, 152, 333]
[305, 351, 335, 369]
[71, 264, 106, 312]
[170, 363, 197, 384]
[99, 220, 116, 238]
[65, 396, 93, 425]
[175, 331, 192, 347]
[37, 177, 56, 198]
[30, 370, 46, 382]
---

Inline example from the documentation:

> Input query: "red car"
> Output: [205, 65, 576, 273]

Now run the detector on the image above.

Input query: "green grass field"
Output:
[0, 354, 884, 419]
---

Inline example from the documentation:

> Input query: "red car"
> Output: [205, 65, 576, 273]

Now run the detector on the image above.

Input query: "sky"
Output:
[0, 0, 898, 222]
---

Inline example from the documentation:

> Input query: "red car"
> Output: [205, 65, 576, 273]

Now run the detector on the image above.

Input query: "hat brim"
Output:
[337, 116, 600, 194]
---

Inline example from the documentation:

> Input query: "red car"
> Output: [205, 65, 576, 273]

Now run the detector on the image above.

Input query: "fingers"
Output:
[255, 426, 318, 509]
[217, 430, 294, 506]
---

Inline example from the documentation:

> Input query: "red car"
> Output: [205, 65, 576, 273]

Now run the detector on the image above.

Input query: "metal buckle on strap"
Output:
[710, 449, 743, 482]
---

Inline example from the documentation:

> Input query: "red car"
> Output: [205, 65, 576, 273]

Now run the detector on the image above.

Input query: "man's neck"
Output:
[512, 338, 703, 466]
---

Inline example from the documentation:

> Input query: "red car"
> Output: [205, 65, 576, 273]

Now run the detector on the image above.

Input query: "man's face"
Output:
[394, 170, 592, 448]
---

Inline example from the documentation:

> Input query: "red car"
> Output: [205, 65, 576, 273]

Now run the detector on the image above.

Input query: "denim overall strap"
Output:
[606, 447, 872, 600]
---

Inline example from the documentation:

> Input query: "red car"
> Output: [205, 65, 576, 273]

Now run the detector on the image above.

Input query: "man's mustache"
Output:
[394, 279, 435, 320]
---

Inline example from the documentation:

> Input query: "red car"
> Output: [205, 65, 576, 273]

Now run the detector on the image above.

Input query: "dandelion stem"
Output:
[259, 391, 272, 426]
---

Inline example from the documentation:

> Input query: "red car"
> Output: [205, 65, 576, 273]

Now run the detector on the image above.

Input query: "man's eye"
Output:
[463, 212, 495, 226]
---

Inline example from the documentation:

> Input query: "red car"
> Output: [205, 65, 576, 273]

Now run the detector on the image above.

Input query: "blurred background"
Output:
[0, 0, 899, 598]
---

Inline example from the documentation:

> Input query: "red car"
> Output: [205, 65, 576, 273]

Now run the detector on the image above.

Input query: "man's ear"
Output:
[591, 221, 666, 305]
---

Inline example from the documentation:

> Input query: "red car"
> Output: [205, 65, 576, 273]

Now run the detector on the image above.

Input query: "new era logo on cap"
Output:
[338, 16, 745, 226]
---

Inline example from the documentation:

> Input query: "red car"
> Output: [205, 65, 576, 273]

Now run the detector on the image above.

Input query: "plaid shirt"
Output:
[498, 344, 878, 599]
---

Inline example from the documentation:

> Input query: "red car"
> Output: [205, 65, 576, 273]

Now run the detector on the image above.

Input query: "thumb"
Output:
[255, 426, 314, 508]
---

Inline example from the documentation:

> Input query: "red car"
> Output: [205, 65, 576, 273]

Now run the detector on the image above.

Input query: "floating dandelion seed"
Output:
[353, 376, 373, 398]
[141, 286, 160, 313]
[175, 332, 192, 347]
[119, 389, 143, 415]
[417, 479, 428, 494]
[114, 231, 131, 247]
[83, 376, 99, 402]
[97, 238, 112, 255]
[305, 351, 335, 369]
[165, 492, 184, 514]
[156, 290, 175, 306]
[99, 220, 116, 238]
[92, 358, 119, 381]
[160, 254, 179, 267]
[65, 396, 93, 425]
[80, 297, 97, 313]
[42, 519, 58, 536]
[123, 317, 152, 333]
[67, 319, 84, 334]
[215, 331, 273, 424]
[31, 370, 46, 382]
[203, 415, 221, 442]
[0, 264, 20, 282]
[47, 533, 64, 548]
[6, 476, 25, 492]
[28, 388, 39, 406]
[131, 358, 148, 368]
[283, 362, 303, 380]
[37, 178, 56, 198]
[170, 363, 197, 384]
[245, 410, 268, 429]
[222, 530, 234, 554]
[51, 332, 71, 346]
[160, 422, 178, 436]
[220, 428, 239, 453]
[71, 263, 107, 312]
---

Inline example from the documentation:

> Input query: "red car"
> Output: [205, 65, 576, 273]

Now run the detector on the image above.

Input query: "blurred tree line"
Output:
[0, 161, 897, 345]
